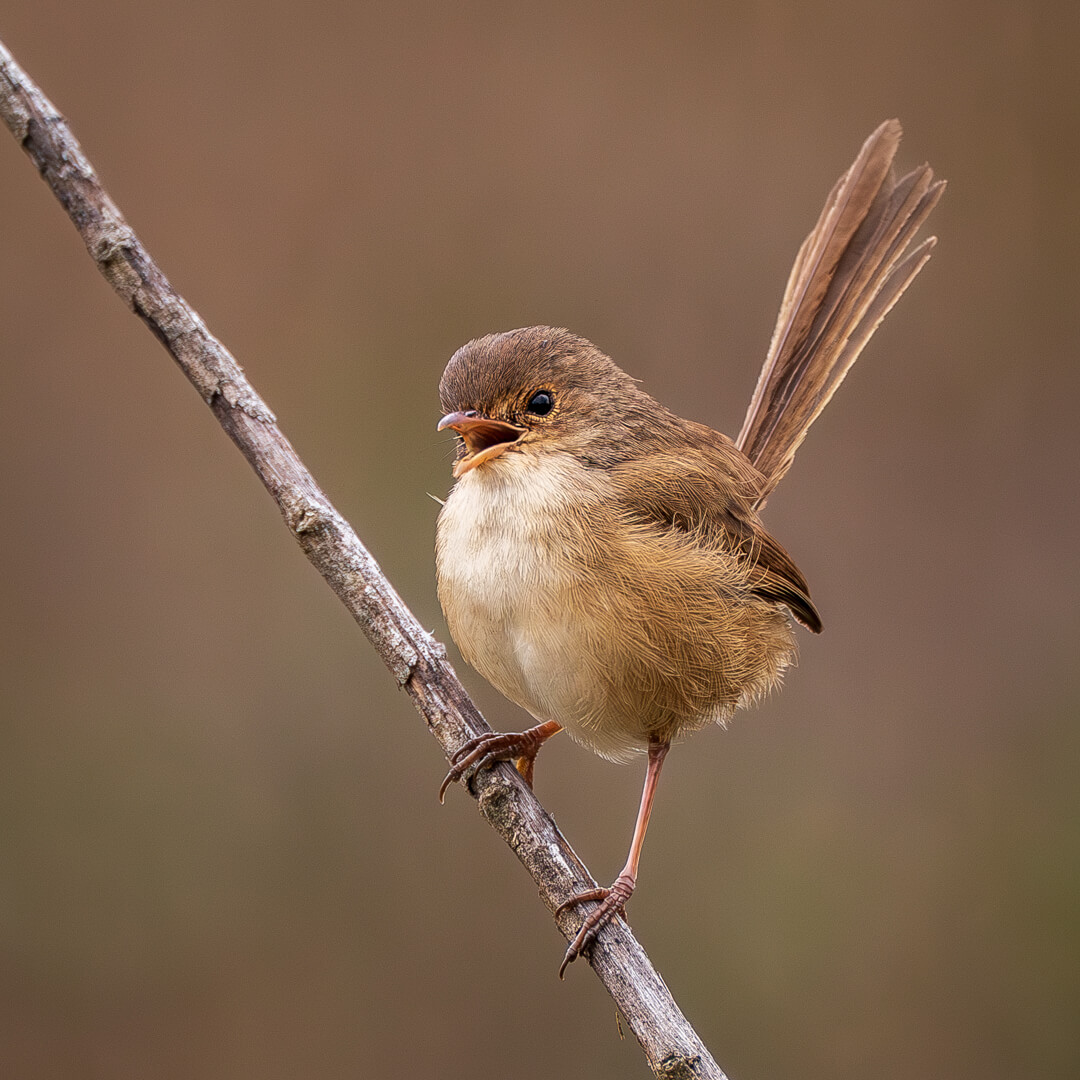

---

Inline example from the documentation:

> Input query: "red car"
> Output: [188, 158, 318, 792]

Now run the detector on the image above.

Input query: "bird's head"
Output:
[437, 326, 656, 477]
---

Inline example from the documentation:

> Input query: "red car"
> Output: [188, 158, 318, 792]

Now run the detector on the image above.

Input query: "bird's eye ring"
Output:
[526, 390, 554, 416]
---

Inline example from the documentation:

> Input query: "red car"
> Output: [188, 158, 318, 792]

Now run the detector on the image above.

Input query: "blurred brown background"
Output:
[1, 3, 1076, 1078]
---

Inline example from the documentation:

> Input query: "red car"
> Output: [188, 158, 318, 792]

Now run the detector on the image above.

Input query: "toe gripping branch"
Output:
[556, 871, 637, 978]
[438, 721, 563, 802]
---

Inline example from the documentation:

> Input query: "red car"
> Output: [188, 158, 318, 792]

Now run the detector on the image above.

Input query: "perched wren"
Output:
[434, 120, 943, 975]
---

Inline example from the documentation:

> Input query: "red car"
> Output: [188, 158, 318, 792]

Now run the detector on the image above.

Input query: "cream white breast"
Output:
[435, 449, 618, 753]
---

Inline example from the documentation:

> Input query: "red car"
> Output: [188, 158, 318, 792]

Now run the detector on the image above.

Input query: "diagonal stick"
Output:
[0, 38, 727, 1080]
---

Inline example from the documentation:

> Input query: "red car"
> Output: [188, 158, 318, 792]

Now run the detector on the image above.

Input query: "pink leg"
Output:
[557, 738, 670, 977]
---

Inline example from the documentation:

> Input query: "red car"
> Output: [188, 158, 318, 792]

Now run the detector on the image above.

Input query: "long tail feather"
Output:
[737, 120, 945, 502]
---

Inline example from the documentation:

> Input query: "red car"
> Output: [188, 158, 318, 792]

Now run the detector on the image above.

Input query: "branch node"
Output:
[288, 497, 332, 536]
[475, 771, 514, 819]
[89, 220, 136, 265]
[656, 1054, 709, 1080]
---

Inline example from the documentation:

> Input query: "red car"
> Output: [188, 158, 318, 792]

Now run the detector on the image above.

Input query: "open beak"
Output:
[438, 411, 528, 477]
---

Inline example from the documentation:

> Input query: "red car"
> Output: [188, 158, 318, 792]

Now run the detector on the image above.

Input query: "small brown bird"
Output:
[435, 120, 943, 975]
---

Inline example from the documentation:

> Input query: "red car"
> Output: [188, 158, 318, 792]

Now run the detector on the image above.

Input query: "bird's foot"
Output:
[438, 722, 557, 801]
[556, 871, 636, 978]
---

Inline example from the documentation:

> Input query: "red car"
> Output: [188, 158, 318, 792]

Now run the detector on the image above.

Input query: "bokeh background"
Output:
[1, 3, 1076, 1078]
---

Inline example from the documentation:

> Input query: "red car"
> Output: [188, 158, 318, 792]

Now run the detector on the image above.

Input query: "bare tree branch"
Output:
[0, 38, 727, 1080]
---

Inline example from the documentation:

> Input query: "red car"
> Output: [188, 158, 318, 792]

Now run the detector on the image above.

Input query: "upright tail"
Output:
[737, 120, 945, 503]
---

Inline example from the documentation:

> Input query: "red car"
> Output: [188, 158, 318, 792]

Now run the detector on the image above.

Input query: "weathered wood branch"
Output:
[0, 39, 727, 1080]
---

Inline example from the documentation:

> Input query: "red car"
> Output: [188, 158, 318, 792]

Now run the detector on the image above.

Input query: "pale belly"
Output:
[436, 455, 606, 748]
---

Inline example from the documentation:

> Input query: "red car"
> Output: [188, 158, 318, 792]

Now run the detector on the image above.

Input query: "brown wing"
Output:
[609, 436, 823, 633]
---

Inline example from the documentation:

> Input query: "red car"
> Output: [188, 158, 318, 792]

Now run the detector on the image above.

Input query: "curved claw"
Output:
[438, 722, 562, 803]
[557, 873, 636, 978]
[439, 733, 510, 802]
[450, 739, 482, 766]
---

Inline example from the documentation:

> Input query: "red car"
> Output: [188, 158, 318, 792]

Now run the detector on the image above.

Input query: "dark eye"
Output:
[526, 390, 554, 416]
